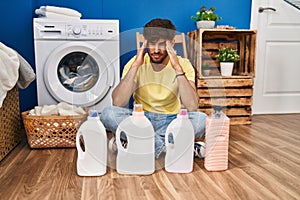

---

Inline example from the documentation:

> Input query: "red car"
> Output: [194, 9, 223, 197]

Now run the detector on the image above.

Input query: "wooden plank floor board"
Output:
[193, 170, 232, 200]
[151, 170, 178, 200]
[1, 114, 300, 200]
[244, 163, 299, 200]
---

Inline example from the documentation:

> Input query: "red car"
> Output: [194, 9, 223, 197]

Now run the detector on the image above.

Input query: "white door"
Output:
[251, 0, 300, 114]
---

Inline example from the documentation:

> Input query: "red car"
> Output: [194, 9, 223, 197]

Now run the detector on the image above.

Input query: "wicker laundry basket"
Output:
[0, 86, 22, 161]
[22, 109, 88, 148]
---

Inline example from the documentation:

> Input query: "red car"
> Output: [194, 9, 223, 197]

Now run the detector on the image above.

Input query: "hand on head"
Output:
[166, 40, 181, 72]
[132, 40, 147, 68]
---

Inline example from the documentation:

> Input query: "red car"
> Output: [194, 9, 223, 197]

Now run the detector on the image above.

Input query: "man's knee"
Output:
[190, 111, 207, 122]
[100, 106, 115, 124]
[101, 105, 113, 115]
[189, 111, 207, 138]
[100, 106, 132, 125]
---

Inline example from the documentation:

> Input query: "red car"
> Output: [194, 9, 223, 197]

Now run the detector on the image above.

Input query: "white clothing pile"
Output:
[35, 5, 82, 19]
[29, 102, 87, 116]
[0, 42, 35, 108]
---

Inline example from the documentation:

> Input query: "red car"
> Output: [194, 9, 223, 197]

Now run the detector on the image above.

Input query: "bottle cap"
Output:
[213, 106, 223, 118]
[179, 109, 187, 116]
[89, 110, 99, 117]
[133, 104, 144, 116]
[177, 109, 188, 118]
[134, 104, 143, 112]
[213, 106, 223, 112]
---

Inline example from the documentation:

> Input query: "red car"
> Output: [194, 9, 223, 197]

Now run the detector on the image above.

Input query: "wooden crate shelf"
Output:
[198, 97, 253, 107]
[188, 29, 257, 125]
[196, 76, 254, 125]
[198, 88, 253, 97]
[188, 29, 257, 77]
[197, 76, 254, 87]
[199, 107, 252, 125]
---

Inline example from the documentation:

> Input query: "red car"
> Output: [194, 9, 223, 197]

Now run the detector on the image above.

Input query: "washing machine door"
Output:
[44, 42, 114, 106]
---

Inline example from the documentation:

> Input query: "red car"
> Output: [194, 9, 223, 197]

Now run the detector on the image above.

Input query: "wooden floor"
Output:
[0, 114, 300, 200]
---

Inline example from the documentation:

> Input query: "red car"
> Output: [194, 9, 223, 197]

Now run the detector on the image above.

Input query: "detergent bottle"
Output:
[204, 106, 230, 171]
[76, 110, 107, 176]
[116, 104, 155, 175]
[165, 109, 195, 173]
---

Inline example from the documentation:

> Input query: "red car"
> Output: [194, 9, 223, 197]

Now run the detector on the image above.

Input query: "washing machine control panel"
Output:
[34, 19, 119, 40]
[66, 22, 118, 40]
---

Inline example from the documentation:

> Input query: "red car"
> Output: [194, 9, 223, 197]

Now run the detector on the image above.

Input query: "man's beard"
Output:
[149, 52, 168, 64]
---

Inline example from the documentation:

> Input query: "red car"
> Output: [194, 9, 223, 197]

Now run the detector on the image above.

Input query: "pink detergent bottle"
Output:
[204, 106, 230, 171]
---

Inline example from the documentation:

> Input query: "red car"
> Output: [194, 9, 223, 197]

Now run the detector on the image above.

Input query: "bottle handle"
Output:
[165, 132, 175, 149]
[116, 129, 127, 152]
[76, 131, 85, 158]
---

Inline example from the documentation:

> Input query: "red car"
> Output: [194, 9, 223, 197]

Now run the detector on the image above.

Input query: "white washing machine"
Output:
[33, 18, 120, 112]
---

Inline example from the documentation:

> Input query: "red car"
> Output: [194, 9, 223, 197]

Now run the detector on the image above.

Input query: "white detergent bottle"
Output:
[204, 106, 230, 171]
[76, 110, 107, 176]
[165, 109, 195, 173]
[116, 104, 155, 175]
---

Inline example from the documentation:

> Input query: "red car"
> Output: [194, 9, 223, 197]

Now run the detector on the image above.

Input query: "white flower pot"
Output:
[220, 62, 234, 76]
[196, 20, 215, 29]
[203, 70, 210, 76]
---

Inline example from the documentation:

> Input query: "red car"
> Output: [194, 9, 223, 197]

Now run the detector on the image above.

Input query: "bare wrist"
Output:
[174, 65, 184, 74]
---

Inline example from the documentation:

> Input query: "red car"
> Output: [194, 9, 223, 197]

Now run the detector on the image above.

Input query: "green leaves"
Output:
[216, 48, 240, 62]
[191, 6, 222, 22]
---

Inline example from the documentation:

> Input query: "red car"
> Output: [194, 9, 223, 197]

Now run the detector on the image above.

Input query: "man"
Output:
[100, 18, 206, 158]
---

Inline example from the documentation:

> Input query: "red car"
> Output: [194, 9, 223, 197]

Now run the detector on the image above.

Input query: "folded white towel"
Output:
[57, 102, 87, 115]
[44, 11, 81, 20]
[29, 106, 42, 116]
[28, 102, 87, 116]
[35, 5, 82, 18]
[41, 105, 58, 116]
[45, 6, 82, 17]
[58, 108, 82, 116]
[0, 42, 19, 108]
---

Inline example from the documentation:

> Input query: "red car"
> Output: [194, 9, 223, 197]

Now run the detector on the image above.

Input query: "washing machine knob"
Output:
[73, 26, 81, 35]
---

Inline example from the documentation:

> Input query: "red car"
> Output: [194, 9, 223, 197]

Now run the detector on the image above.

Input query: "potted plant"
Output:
[202, 64, 210, 76]
[216, 47, 240, 76]
[191, 6, 222, 29]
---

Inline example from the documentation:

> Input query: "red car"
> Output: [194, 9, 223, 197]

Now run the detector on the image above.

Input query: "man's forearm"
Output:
[112, 66, 138, 107]
[177, 77, 198, 111]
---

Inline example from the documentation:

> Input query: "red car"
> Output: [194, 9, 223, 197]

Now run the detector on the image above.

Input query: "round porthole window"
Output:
[57, 52, 99, 92]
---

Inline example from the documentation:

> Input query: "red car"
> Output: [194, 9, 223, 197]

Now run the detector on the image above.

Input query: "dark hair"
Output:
[143, 18, 176, 43]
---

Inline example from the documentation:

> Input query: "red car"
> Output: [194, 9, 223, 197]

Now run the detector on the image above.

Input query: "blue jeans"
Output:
[100, 106, 207, 158]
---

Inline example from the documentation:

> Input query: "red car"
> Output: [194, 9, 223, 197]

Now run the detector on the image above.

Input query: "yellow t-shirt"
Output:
[122, 54, 195, 114]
